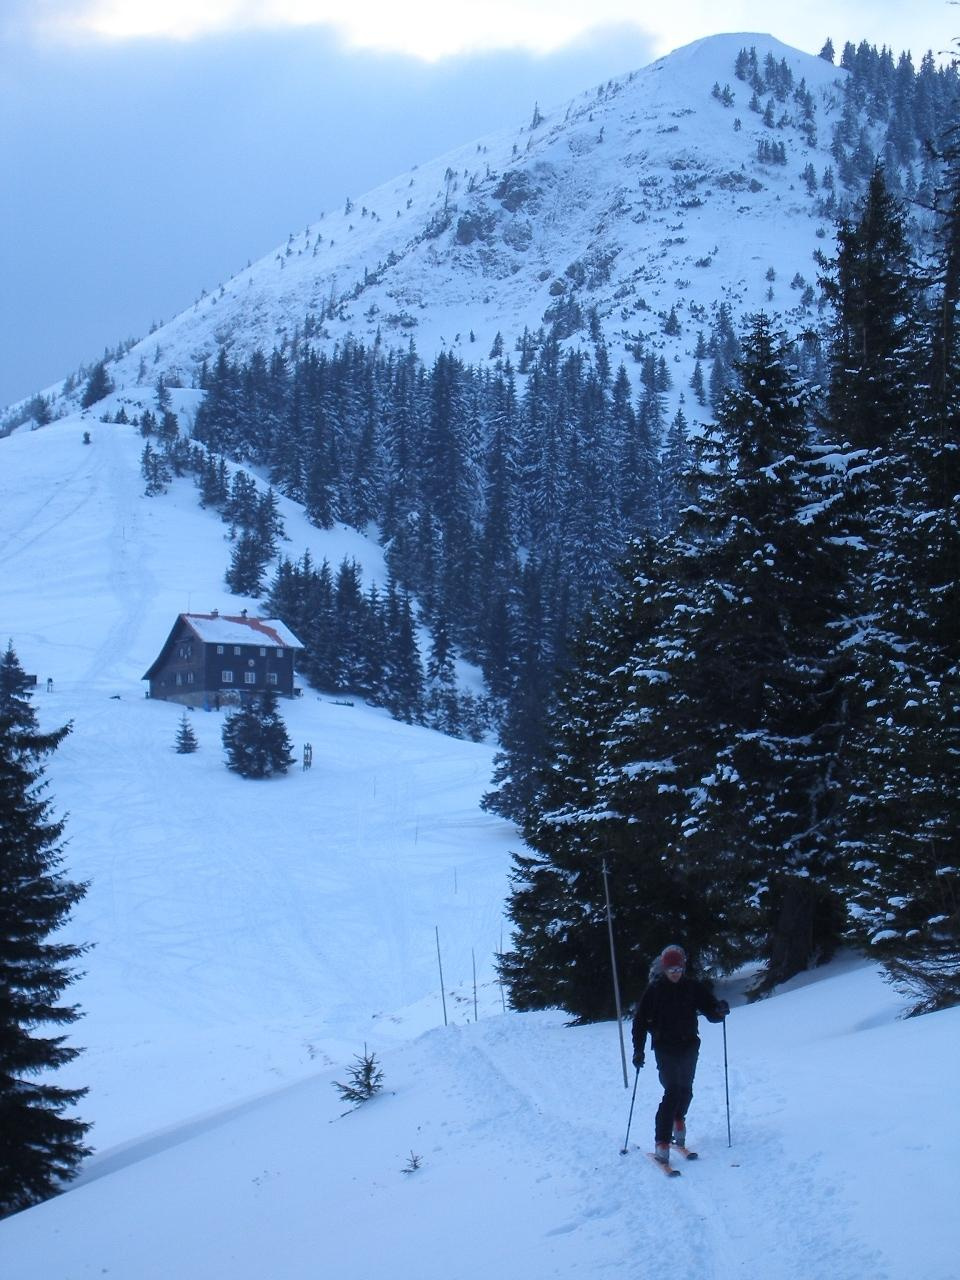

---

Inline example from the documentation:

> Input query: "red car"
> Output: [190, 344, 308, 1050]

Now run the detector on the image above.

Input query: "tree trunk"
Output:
[753, 878, 841, 995]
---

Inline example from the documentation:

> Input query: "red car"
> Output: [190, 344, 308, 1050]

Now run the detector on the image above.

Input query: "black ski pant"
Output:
[653, 1042, 699, 1143]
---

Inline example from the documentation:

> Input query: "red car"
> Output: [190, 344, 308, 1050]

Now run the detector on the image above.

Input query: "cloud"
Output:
[12, 0, 953, 65]
[17, 0, 653, 57]
[7, 0, 626, 61]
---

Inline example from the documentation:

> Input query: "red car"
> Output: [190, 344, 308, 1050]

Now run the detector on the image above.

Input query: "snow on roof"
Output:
[182, 613, 304, 650]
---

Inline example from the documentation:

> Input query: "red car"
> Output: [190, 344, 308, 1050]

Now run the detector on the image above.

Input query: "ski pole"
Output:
[619, 1066, 640, 1155]
[723, 1017, 732, 1148]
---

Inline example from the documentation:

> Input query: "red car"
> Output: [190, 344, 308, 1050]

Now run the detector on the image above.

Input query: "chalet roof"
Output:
[181, 613, 304, 649]
[143, 613, 304, 681]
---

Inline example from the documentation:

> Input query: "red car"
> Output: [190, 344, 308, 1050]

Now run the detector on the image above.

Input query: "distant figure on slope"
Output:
[632, 944, 729, 1168]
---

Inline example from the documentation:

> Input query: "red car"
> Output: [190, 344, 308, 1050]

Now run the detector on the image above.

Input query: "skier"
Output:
[632, 944, 729, 1167]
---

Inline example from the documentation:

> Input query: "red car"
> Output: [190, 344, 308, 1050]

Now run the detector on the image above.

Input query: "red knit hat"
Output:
[661, 946, 686, 971]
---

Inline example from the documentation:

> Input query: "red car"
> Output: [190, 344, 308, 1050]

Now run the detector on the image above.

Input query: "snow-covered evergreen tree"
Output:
[676, 315, 848, 988]
[79, 360, 113, 409]
[333, 1046, 383, 1109]
[840, 157, 960, 1011]
[224, 530, 268, 597]
[174, 711, 199, 754]
[141, 442, 171, 496]
[222, 690, 295, 779]
[0, 642, 91, 1216]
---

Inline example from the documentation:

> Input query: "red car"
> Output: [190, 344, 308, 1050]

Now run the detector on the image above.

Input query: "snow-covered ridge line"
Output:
[8, 32, 868, 426]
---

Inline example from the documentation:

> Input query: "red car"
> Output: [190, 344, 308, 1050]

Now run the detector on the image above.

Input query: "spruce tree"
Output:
[482, 559, 554, 826]
[301, 557, 337, 692]
[333, 1046, 384, 1109]
[660, 408, 691, 531]
[79, 361, 113, 409]
[382, 586, 424, 725]
[0, 642, 91, 1216]
[330, 559, 367, 692]
[174, 711, 199, 754]
[500, 538, 707, 1016]
[357, 583, 388, 704]
[819, 169, 943, 998]
[841, 148, 960, 1010]
[193, 348, 240, 455]
[225, 530, 271, 597]
[222, 690, 295, 779]
[822, 165, 924, 453]
[424, 614, 462, 737]
[677, 316, 848, 988]
[141, 442, 171, 497]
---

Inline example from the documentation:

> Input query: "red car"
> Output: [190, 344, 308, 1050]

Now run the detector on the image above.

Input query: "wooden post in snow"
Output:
[602, 860, 630, 1088]
[435, 926, 448, 1027]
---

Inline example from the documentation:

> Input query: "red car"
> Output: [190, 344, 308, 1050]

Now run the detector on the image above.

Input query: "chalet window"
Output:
[244, 672, 256, 685]
[267, 672, 278, 686]
[176, 673, 183, 686]
[187, 672, 194, 684]
[222, 671, 234, 683]
[276, 647, 284, 657]
[233, 647, 241, 656]
[217, 645, 224, 655]
[259, 647, 267, 657]
[178, 644, 192, 659]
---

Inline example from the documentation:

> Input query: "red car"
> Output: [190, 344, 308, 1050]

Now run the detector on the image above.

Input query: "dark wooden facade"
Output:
[143, 613, 304, 707]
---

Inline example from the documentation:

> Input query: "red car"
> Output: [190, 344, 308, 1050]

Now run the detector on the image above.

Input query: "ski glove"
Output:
[632, 1051, 644, 1068]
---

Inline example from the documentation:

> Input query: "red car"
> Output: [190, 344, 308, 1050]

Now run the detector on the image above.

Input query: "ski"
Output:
[646, 1152, 681, 1177]
[671, 1144, 699, 1161]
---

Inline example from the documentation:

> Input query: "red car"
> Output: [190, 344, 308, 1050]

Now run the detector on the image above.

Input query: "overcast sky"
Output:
[1, 1, 954, 409]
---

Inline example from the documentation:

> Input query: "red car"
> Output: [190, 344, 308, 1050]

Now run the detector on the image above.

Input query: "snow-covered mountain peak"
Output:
[12, 32, 859, 422]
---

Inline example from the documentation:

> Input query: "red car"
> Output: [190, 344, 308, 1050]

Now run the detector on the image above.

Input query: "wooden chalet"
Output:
[143, 612, 305, 707]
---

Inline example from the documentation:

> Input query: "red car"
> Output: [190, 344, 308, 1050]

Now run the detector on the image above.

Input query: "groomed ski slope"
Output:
[0, 412, 958, 1279]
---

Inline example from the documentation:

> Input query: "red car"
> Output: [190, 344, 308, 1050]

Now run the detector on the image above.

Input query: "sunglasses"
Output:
[666, 966, 685, 975]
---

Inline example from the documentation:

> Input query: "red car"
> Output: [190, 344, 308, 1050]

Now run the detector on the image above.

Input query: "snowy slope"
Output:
[14, 33, 855, 421]
[2, 398, 959, 1280]
[0, 412, 515, 1149]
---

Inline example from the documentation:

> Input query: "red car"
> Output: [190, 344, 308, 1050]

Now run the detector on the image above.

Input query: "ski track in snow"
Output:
[353, 1014, 892, 1280]
[431, 1023, 856, 1280]
[82, 423, 157, 684]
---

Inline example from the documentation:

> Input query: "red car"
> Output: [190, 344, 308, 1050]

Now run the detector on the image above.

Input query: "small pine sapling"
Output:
[175, 711, 199, 754]
[401, 1151, 423, 1174]
[333, 1045, 384, 1110]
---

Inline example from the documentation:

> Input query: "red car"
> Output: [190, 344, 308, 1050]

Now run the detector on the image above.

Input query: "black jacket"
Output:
[632, 975, 726, 1057]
